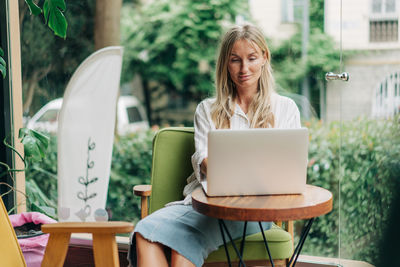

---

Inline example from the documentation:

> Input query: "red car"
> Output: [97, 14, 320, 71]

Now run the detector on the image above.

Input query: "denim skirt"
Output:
[128, 204, 271, 267]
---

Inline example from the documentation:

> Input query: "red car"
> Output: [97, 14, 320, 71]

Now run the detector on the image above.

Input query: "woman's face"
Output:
[227, 39, 267, 92]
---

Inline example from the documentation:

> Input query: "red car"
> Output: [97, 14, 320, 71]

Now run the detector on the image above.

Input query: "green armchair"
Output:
[133, 127, 294, 267]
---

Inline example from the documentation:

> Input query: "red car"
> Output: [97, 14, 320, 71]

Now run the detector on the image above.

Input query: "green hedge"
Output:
[25, 118, 400, 264]
[107, 131, 154, 223]
[301, 117, 400, 265]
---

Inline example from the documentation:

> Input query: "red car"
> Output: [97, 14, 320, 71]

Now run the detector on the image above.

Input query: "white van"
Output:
[26, 96, 149, 135]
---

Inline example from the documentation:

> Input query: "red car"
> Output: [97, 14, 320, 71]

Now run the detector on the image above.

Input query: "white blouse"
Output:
[169, 93, 301, 206]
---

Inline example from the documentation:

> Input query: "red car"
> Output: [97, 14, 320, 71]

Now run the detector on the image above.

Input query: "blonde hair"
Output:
[211, 24, 275, 129]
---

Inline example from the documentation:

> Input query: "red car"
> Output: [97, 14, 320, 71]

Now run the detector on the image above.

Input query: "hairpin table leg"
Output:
[287, 218, 314, 267]
[218, 219, 247, 267]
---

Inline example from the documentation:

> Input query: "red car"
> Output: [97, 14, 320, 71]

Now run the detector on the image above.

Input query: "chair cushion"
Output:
[205, 226, 293, 262]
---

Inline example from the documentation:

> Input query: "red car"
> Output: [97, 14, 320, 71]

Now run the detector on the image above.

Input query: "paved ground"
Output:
[297, 255, 375, 267]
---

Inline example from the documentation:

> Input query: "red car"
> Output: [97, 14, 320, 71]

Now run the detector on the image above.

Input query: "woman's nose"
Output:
[240, 61, 249, 72]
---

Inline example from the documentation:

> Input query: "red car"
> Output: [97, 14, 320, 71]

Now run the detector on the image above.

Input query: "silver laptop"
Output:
[201, 128, 309, 197]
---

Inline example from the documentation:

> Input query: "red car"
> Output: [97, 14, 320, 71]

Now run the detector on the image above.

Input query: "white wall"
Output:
[249, 0, 297, 42]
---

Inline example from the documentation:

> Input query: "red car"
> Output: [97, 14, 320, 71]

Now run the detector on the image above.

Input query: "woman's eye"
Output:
[249, 57, 257, 61]
[231, 58, 240, 62]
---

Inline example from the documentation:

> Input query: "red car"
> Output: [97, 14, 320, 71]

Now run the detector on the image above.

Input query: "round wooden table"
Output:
[192, 184, 333, 267]
[192, 184, 333, 221]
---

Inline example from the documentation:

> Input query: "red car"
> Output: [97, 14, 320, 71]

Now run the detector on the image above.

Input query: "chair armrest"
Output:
[133, 185, 152, 197]
[133, 185, 152, 219]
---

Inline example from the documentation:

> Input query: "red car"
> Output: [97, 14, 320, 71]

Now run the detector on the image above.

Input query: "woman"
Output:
[129, 24, 300, 267]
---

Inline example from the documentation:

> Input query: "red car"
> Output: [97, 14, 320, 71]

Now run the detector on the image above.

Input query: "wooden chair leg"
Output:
[92, 233, 120, 267]
[41, 232, 71, 267]
[140, 196, 148, 218]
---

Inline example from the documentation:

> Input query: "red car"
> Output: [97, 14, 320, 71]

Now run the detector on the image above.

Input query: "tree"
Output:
[20, 0, 95, 115]
[121, 0, 249, 125]
[94, 0, 122, 50]
[270, 0, 344, 119]
[271, 28, 341, 118]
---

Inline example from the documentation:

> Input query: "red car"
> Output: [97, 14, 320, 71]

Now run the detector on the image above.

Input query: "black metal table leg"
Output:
[238, 222, 248, 267]
[287, 218, 315, 267]
[218, 219, 247, 267]
[219, 219, 315, 267]
[218, 220, 232, 267]
[258, 222, 274, 267]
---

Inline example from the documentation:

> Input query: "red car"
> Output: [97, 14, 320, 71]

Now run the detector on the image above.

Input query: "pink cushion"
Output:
[9, 212, 57, 267]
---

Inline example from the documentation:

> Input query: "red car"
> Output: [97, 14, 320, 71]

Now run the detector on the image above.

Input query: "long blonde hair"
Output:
[211, 24, 275, 129]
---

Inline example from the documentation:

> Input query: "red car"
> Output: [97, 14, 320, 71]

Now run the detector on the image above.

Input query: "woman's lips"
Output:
[238, 75, 251, 81]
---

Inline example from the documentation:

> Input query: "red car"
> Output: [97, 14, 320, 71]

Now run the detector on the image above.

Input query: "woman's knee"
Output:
[136, 233, 169, 266]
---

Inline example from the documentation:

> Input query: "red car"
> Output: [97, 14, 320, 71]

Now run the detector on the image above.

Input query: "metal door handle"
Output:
[325, 72, 349, 81]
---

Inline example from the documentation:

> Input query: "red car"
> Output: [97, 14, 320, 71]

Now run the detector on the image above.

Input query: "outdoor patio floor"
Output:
[64, 234, 375, 267]
[297, 255, 375, 267]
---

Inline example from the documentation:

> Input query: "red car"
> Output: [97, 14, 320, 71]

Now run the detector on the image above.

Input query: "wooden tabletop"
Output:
[192, 185, 333, 221]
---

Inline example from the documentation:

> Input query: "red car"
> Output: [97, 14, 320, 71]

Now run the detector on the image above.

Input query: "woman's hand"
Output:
[200, 158, 208, 177]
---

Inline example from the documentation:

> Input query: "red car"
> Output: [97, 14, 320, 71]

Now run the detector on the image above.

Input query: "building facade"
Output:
[250, 0, 400, 121]
[325, 0, 400, 121]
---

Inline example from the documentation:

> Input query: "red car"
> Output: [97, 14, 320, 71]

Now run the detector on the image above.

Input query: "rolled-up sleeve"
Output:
[191, 99, 215, 182]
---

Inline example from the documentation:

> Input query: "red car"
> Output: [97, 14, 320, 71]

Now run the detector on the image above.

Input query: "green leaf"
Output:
[29, 129, 50, 156]
[21, 134, 42, 162]
[30, 202, 56, 219]
[24, 0, 42, 16]
[0, 47, 5, 79]
[43, 0, 68, 39]
[19, 128, 50, 162]
[0, 63, 6, 79]
[0, 55, 5, 66]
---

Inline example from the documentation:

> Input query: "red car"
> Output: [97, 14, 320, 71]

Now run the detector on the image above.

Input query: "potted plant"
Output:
[0, 2, 67, 264]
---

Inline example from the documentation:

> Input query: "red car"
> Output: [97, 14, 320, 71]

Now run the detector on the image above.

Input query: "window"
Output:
[372, 71, 400, 118]
[372, 0, 382, 13]
[370, 0, 398, 42]
[369, 20, 398, 42]
[126, 106, 143, 123]
[37, 109, 59, 123]
[385, 0, 396, 12]
[372, 0, 396, 14]
[281, 0, 303, 23]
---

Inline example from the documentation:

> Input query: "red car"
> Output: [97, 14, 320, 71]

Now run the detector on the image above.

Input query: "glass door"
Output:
[253, 0, 400, 265]
[325, 0, 400, 266]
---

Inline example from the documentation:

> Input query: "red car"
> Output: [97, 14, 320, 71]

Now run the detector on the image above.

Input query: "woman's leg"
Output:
[171, 249, 196, 267]
[136, 233, 169, 267]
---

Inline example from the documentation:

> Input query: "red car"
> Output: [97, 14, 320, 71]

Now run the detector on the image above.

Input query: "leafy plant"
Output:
[121, 0, 249, 124]
[24, 135, 58, 217]
[20, 0, 94, 116]
[24, 0, 68, 38]
[270, 27, 347, 117]
[24, 129, 156, 222]
[301, 117, 400, 265]
[107, 130, 155, 223]
[0, 128, 51, 215]
[0, 48, 6, 79]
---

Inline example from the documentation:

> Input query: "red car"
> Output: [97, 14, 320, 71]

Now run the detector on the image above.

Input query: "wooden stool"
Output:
[41, 221, 134, 267]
